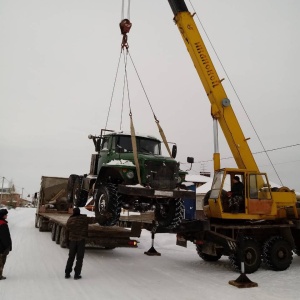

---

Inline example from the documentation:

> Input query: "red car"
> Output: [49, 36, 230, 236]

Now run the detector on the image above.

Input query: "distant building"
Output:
[0, 188, 31, 208]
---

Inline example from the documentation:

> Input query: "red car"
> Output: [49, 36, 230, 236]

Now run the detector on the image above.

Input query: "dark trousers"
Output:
[0, 253, 8, 277]
[65, 239, 85, 276]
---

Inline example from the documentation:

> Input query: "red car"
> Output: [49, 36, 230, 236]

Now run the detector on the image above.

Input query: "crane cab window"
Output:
[249, 174, 271, 200]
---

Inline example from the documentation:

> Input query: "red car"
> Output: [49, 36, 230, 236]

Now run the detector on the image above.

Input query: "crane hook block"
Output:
[120, 19, 132, 35]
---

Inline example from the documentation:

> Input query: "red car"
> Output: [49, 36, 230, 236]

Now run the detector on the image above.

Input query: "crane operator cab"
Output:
[202, 168, 298, 220]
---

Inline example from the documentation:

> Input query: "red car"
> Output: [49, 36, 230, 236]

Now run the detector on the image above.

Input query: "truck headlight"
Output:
[126, 171, 134, 179]
[176, 176, 182, 183]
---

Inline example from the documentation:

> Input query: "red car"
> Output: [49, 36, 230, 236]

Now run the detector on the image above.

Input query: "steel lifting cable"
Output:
[105, 0, 132, 131]
[104, 51, 122, 131]
[128, 52, 172, 157]
[120, 16, 142, 184]
[120, 0, 132, 50]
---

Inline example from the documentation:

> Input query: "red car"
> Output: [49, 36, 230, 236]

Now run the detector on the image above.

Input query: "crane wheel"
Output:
[229, 236, 261, 274]
[263, 236, 293, 271]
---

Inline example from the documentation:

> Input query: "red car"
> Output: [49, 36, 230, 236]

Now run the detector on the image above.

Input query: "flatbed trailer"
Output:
[35, 176, 146, 249]
[35, 210, 143, 249]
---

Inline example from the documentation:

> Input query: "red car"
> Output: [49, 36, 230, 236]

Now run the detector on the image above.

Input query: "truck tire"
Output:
[73, 176, 88, 207]
[263, 236, 293, 271]
[196, 244, 222, 261]
[154, 198, 184, 229]
[229, 236, 261, 274]
[55, 225, 61, 244]
[95, 183, 121, 226]
[67, 174, 77, 203]
[51, 223, 57, 241]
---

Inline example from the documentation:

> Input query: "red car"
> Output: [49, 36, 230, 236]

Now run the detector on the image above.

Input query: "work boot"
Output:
[74, 274, 82, 280]
[65, 274, 71, 279]
[0, 276, 6, 280]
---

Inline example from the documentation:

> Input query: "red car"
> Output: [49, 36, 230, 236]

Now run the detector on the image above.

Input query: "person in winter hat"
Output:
[64, 207, 97, 280]
[0, 209, 12, 280]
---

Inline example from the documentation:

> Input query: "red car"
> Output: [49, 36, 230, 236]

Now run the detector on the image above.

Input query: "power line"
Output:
[180, 143, 300, 165]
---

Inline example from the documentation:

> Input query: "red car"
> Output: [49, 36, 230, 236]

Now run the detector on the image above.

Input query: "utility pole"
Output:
[0, 177, 4, 204]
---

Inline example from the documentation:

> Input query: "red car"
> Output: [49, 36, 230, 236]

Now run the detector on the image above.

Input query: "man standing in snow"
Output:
[64, 207, 108, 280]
[0, 209, 12, 280]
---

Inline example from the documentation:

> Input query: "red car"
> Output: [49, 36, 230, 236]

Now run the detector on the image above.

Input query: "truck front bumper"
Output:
[118, 185, 195, 199]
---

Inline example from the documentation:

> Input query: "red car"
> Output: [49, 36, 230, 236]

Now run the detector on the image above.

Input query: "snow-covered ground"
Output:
[1, 208, 299, 300]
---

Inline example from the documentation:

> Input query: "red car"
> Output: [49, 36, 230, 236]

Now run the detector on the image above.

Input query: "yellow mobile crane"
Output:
[167, 0, 300, 273]
[168, 0, 298, 221]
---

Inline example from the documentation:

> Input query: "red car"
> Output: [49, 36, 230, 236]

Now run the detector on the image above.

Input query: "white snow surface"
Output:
[1, 208, 300, 300]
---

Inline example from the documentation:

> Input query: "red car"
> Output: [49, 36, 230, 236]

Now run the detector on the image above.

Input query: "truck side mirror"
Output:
[187, 157, 194, 164]
[171, 144, 177, 158]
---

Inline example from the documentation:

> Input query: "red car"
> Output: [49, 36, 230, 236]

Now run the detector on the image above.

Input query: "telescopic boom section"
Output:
[167, 0, 259, 172]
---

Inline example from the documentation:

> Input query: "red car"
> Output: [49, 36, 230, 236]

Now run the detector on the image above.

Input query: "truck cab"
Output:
[68, 129, 195, 228]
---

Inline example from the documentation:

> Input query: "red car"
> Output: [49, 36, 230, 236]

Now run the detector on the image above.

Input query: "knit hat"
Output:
[72, 207, 80, 216]
[0, 209, 8, 218]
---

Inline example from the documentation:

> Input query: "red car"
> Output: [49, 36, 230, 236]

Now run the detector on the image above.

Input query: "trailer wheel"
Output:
[154, 198, 184, 229]
[95, 183, 121, 226]
[55, 225, 61, 244]
[229, 237, 261, 274]
[38, 216, 48, 232]
[67, 174, 77, 203]
[73, 176, 88, 207]
[51, 223, 57, 241]
[196, 245, 222, 261]
[35, 215, 39, 228]
[263, 236, 293, 271]
[60, 227, 67, 248]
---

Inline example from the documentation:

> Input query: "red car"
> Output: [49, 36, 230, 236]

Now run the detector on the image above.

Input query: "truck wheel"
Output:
[67, 174, 77, 203]
[154, 198, 184, 229]
[73, 176, 88, 207]
[229, 237, 261, 274]
[95, 183, 121, 226]
[263, 236, 293, 271]
[51, 223, 57, 241]
[196, 245, 222, 261]
[55, 225, 61, 244]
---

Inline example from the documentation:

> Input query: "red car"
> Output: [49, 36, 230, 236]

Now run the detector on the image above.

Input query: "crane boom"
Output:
[167, 0, 259, 172]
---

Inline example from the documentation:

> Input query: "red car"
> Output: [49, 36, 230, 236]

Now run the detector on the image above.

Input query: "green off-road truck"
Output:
[67, 129, 195, 228]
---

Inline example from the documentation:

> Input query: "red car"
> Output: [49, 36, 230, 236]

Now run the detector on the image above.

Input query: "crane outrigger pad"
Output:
[229, 273, 258, 288]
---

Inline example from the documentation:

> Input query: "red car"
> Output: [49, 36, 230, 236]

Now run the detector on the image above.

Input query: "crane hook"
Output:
[120, 18, 132, 49]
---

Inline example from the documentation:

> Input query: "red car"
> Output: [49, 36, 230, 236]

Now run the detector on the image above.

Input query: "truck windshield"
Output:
[116, 135, 161, 155]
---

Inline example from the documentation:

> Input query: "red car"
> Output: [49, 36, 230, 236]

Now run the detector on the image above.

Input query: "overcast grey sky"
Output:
[1, 0, 300, 196]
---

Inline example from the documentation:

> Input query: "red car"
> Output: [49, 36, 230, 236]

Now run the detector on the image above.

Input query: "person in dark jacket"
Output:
[65, 207, 107, 280]
[229, 176, 244, 213]
[0, 209, 12, 280]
